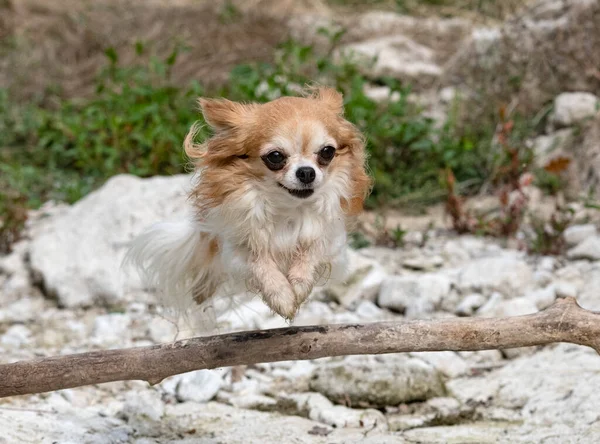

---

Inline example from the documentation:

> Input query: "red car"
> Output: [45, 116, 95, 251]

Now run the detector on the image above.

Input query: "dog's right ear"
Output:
[198, 98, 256, 132]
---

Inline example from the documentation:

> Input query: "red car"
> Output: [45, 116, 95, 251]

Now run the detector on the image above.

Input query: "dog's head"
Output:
[186, 87, 371, 216]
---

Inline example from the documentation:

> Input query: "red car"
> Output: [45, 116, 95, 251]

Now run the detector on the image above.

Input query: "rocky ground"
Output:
[2, 173, 600, 443]
[2, 0, 600, 442]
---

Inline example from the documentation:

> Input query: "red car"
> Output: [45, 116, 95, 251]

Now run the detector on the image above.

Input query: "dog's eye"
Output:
[318, 146, 336, 164]
[262, 150, 286, 170]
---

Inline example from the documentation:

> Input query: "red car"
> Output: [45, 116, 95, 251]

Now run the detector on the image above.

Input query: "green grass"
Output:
[0, 31, 536, 251]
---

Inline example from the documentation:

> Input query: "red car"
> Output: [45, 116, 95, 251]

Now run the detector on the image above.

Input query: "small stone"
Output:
[0, 297, 46, 323]
[177, 370, 224, 403]
[354, 300, 392, 321]
[567, 236, 600, 261]
[455, 293, 487, 316]
[378, 274, 451, 317]
[310, 404, 387, 430]
[147, 317, 178, 343]
[533, 270, 553, 287]
[537, 256, 557, 272]
[120, 390, 164, 421]
[442, 241, 471, 263]
[92, 313, 132, 346]
[388, 413, 434, 431]
[402, 255, 444, 271]
[479, 296, 538, 318]
[326, 249, 388, 308]
[551, 92, 599, 128]
[526, 286, 556, 310]
[227, 394, 277, 410]
[337, 35, 442, 88]
[412, 351, 469, 378]
[1, 325, 31, 347]
[404, 231, 424, 245]
[554, 281, 578, 299]
[458, 255, 534, 296]
[564, 224, 597, 247]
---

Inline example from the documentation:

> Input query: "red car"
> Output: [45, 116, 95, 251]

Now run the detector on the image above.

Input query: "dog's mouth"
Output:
[278, 183, 314, 199]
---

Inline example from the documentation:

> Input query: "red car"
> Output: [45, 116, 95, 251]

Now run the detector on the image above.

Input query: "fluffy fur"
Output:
[125, 87, 372, 322]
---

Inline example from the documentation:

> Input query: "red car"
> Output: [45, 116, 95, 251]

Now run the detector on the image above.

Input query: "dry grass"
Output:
[0, 0, 315, 101]
[327, 0, 534, 23]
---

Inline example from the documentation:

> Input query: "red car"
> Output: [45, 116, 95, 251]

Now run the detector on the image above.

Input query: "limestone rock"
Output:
[377, 273, 451, 317]
[309, 355, 445, 407]
[550, 92, 599, 128]
[28, 174, 192, 307]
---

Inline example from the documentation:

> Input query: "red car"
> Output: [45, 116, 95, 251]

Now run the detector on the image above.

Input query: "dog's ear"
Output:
[198, 98, 255, 131]
[308, 86, 344, 115]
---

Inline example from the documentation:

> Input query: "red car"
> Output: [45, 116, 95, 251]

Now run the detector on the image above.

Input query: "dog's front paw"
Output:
[262, 285, 298, 321]
[290, 278, 314, 307]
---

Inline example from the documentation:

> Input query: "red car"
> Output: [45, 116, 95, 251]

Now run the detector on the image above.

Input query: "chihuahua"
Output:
[125, 87, 371, 322]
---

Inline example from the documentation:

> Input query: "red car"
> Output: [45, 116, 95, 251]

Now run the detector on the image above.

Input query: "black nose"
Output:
[296, 166, 316, 184]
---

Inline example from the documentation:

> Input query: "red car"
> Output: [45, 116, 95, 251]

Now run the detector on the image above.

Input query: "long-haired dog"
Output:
[125, 86, 371, 323]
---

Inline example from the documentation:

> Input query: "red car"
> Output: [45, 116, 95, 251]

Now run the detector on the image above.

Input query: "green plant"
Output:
[1, 45, 205, 206]
[527, 206, 574, 256]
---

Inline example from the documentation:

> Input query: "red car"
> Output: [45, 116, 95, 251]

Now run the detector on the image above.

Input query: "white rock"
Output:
[311, 404, 387, 430]
[172, 370, 224, 403]
[271, 360, 316, 380]
[364, 85, 400, 102]
[378, 273, 451, 317]
[0, 297, 46, 323]
[402, 255, 444, 271]
[1, 325, 32, 347]
[554, 281, 578, 299]
[551, 92, 599, 128]
[531, 128, 574, 165]
[354, 300, 392, 321]
[147, 317, 178, 343]
[412, 351, 469, 378]
[567, 235, 600, 260]
[404, 231, 424, 245]
[326, 248, 388, 308]
[458, 255, 534, 296]
[442, 240, 471, 263]
[28, 174, 192, 307]
[227, 394, 277, 410]
[537, 256, 557, 272]
[478, 296, 538, 318]
[526, 286, 556, 310]
[278, 391, 389, 430]
[564, 224, 597, 247]
[309, 355, 445, 407]
[338, 35, 442, 86]
[564, 224, 598, 247]
[533, 270, 553, 287]
[455, 293, 486, 316]
[120, 390, 164, 421]
[449, 344, 600, 428]
[92, 313, 131, 346]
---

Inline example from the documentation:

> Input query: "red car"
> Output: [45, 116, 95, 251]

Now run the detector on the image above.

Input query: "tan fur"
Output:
[176, 86, 372, 319]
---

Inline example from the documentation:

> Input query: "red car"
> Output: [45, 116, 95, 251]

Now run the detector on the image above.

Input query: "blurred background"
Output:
[2, 0, 600, 442]
[2, 0, 598, 253]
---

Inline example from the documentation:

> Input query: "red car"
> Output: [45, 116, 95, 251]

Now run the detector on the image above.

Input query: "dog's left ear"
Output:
[198, 97, 256, 132]
[309, 87, 344, 115]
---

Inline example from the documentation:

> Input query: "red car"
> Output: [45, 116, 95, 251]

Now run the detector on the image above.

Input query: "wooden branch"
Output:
[1, 297, 599, 398]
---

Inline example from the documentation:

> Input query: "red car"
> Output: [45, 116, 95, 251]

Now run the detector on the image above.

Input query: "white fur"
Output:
[125, 118, 355, 331]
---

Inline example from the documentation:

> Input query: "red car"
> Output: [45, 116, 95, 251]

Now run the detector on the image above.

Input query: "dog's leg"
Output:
[287, 244, 322, 307]
[249, 254, 298, 320]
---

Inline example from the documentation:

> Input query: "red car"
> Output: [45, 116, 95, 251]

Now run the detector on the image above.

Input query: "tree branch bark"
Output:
[1, 297, 599, 398]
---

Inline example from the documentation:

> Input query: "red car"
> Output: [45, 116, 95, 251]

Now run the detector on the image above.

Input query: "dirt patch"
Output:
[0, 0, 304, 101]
